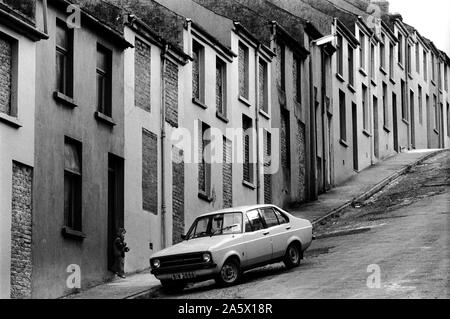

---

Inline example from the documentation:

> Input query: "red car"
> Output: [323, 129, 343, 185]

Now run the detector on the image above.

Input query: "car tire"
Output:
[283, 242, 302, 269]
[215, 258, 241, 287]
[160, 280, 187, 293]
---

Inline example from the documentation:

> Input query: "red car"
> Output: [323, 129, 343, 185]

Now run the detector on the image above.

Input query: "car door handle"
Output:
[286, 226, 291, 230]
[263, 231, 270, 235]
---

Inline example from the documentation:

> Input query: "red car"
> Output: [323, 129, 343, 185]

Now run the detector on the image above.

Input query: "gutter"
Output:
[160, 44, 169, 249]
[255, 44, 261, 204]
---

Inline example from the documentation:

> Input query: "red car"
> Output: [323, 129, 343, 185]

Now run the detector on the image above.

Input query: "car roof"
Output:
[197, 204, 279, 218]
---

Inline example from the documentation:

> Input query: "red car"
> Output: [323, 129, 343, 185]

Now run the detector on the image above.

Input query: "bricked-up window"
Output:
[433, 94, 438, 129]
[418, 85, 423, 125]
[362, 84, 368, 130]
[165, 59, 179, 127]
[380, 34, 386, 69]
[142, 129, 158, 213]
[55, 19, 73, 97]
[222, 137, 233, 208]
[199, 121, 211, 196]
[192, 40, 204, 102]
[134, 38, 151, 112]
[279, 44, 286, 90]
[438, 62, 442, 89]
[293, 55, 301, 103]
[407, 43, 412, 74]
[0, 32, 16, 116]
[172, 146, 184, 244]
[359, 32, 365, 70]
[383, 82, 388, 127]
[64, 137, 82, 231]
[259, 58, 269, 112]
[263, 130, 272, 204]
[370, 42, 375, 79]
[348, 44, 354, 86]
[389, 42, 394, 79]
[339, 90, 346, 142]
[238, 42, 249, 99]
[242, 115, 254, 184]
[401, 80, 407, 120]
[216, 57, 226, 116]
[337, 34, 343, 76]
[431, 54, 436, 82]
[398, 33, 404, 65]
[280, 109, 290, 170]
[415, 42, 420, 74]
[97, 44, 112, 116]
[423, 50, 427, 81]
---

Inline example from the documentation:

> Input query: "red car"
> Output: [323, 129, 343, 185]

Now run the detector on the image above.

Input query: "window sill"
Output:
[0, 112, 22, 128]
[339, 139, 349, 148]
[192, 98, 208, 109]
[259, 109, 270, 119]
[402, 118, 409, 125]
[431, 80, 436, 87]
[216, 111, 229, 123]
[238, 95, 251, 107]
[408, 73, 413, 80]
[389, 78, 396, 85]
[347, 83, 356, 93]
[359, 68, 368, 77]
[53, 91, 77, 108]
[198, 191, 213, 202]
[379, 66, 387, 75]
[362, 129, 372, 137]
[383, 125, 391, 133]
[94, 111, 116, 126]
[242, 180, 256, 190]
[439, 89, 443, 95]
[398, 62, 404, 70]
[62, 226, 86, 240]
[371, 78, 377, 87]
[433, 128, 439, 135]
[335, 73, 345, 83]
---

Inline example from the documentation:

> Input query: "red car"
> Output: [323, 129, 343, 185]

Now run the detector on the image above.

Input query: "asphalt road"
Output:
[149, 151, 449, 299]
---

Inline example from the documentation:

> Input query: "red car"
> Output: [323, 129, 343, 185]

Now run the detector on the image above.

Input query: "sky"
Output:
[388, 0, 450, 55]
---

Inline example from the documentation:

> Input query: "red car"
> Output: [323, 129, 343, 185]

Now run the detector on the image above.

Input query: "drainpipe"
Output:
[160, 44, 169, 249]
[309, 40, 317, 201]
[42, 0, 48, 34]
[405, 32, 411, 150]
[255, 44, 261, 204]
[320, 49, 327, 191]
[437, 56, 443, 148]
[369, 30, 375, 165]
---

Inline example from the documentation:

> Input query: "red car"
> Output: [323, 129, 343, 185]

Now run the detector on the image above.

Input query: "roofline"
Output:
[335, 18, 359, 48]
[271, 21, 310, 59]
[0, 3, 48, 41]
[233, 22, 275, 58]
[380, 20, 398, 43]
[189, 20, 236, 58]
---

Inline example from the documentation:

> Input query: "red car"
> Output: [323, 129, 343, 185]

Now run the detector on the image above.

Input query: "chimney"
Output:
[371, 0, 390, 15]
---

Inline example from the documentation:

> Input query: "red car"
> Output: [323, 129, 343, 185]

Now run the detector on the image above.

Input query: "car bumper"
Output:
[151, 262, 218, 278]
[154, 266, 218, 281]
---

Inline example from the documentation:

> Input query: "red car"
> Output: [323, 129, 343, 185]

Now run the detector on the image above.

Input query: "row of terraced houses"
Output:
[0, 0, 449, 298]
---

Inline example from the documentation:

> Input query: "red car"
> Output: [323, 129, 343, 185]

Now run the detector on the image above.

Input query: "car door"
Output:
[259, 207, 285, 259]
[241, 209, 272, 267]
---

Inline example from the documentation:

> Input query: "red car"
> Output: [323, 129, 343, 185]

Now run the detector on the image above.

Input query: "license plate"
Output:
[171, 272, 196, 280]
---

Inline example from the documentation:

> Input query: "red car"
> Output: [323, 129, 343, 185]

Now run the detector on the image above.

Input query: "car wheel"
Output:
[215, 258, 241, 287]
[283, 242, 301, 269]
[160, 280, 186, 293]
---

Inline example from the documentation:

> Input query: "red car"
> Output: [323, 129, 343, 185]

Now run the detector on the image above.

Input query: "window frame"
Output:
[238, 41, 250, 99]
[215, 56, 227, 117]
[96, 43, 112, 117]
[55, 18, 73, 98]
[339, 89, 347, 143]
[63, 136, 82, 234]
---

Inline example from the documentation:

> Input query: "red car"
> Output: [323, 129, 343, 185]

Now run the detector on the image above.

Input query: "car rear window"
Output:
[273, 208, 289, 224]
[260, 207, 279, 227]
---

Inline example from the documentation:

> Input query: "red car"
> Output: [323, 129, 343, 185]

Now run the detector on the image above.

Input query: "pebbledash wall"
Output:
[0, 1, 45, 298]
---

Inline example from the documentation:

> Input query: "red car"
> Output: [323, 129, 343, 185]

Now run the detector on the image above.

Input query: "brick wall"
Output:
[238, 43, 248, 99]
[258, 60, 266, 111]
[172, 147, 184, 244]
[222, 137, 232, 208]
[280, 109, 289, 170]
[142, 129, 158, 213]
[296, 120, 306, 202]
[192, 46, 200, 100]
[10, 162, 33, 299]
[264, 131, 272, 204]
[0, 35, 12, 115]
[135, 38, 151, 112]
[165, 59, 178, 127]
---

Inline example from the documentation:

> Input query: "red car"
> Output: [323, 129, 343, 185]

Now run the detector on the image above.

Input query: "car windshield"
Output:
[186, 212, 243, 239]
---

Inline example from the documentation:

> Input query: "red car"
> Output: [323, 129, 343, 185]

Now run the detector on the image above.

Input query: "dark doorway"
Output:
[107, 154, 124, 272]
[392, 93, 399, 152]
[352, 102, 358, 171]
[410, 90, 415, 149]
[373, 96, 379, 159]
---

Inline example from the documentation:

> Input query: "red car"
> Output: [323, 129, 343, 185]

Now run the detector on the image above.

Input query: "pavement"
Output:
[65, 148, 445, 299]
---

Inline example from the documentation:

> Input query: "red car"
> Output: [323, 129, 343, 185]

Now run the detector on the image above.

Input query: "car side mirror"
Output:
[181, 234, 186, 240]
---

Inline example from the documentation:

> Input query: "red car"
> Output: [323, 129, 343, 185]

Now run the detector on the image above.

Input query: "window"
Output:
[216, 57, 226, 116]
[407, 43, 412, 74]
[401, 80, 407, 121]
[245, 210, 265, 232]
[187, 213, 243, 239]
[259, 207, 278, 228]
[339, 90, 346, 142]
[142, 129, 158, 213]
[273, 208, 288, 224]
[415, 42, 420, 74]
[239, 42, 249, 99]
[362, 84, 368, 130]
[64, 137, 82, 231]
[447, 103, 450, 137]
[433, 94, 438, 129]
[398, 33, 404, 65]
[0, 32, 17, 117]
[445, 65, 448, 91]
[383, 82, 388, 127]
[259, 58, 269, 113]
[278, 43, 286, 90]
[192, 40, 204, 102]
[199, 121, 211, 196]
[337, 34, 343, 76]
[242, 115, 253, 184]
[431, 54, 436, 82]
[370, 42, 375, 79]
[55, 19, 73, 97]
[348, 44, 354, 86]
[293, 55, 301, 103]
[389, 42, 394, 78]
[418, 86, 423, 125]
[423, 50, 428, 81]
[438, 61, 442, 89]
[359, 32, 365, 70]
[380, 35, 386, 69]
[96, 44, 112, 116]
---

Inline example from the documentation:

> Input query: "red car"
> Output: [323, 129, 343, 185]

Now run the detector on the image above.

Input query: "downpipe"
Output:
[160, 44, 169, 249]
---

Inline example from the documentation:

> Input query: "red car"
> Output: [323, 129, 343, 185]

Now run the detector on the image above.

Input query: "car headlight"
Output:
[202, 252, 211, 263]
[152, 259, 160, 268]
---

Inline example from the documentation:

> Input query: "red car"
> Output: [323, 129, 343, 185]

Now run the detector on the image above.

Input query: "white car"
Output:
[149, 204, 313, 291]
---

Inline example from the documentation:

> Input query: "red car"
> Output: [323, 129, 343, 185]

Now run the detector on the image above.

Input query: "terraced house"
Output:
[0, 0, 448, 299]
